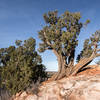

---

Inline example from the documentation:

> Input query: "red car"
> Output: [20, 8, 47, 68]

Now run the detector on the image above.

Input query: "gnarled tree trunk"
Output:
[50, 56, 94, 81]
[49, 50, 66, 80]
[49, 46, 100, 81]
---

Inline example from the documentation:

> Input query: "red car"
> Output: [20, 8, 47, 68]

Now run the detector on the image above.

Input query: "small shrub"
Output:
[0, 37, 47, 95]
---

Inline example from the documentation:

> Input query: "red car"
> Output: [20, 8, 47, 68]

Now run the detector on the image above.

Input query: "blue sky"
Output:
[0, 0, 100, 71]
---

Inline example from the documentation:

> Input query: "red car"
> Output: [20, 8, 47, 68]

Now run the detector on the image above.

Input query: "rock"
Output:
[12, 66, 100, 100]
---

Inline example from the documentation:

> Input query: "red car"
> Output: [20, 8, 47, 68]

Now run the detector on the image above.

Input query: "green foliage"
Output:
[0, 37, 47, 95]
[76, 39, 93, 62]
[15, 40, 22, 46]
[38, 10, 89, 64]
[77, 30, 100, 62]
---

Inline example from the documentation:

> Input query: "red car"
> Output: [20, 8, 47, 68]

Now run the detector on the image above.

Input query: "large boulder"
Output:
[11, 66, 100, 100]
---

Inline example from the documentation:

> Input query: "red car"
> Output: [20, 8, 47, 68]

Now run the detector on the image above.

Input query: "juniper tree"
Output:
[0, 37, 47, 95]
[38, 10, 100, 80]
